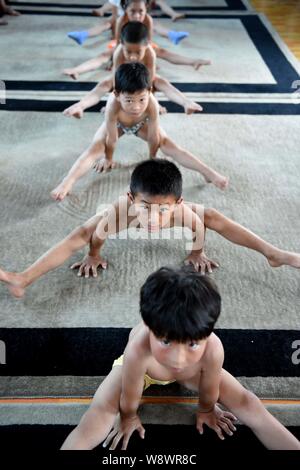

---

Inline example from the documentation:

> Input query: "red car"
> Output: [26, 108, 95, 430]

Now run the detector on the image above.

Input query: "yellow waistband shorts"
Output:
[113, 355, 175, 390]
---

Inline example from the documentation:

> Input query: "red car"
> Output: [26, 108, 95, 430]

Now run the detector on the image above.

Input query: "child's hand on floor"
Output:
[93, 158, 116, 173]
[63, 103, 84, 119]
[197, 405, 237, 441]
[102, 414, 145, 451]
[70, 254, 107, 278]
[184, 251, 219, 275]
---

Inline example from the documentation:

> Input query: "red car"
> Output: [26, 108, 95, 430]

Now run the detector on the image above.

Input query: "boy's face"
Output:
[149, 331, 208, 372]
[117, 90, 150, 117]
[126, 1, 147, 22]
[129, 192, 182, 232]
[123, 41, 148, 62]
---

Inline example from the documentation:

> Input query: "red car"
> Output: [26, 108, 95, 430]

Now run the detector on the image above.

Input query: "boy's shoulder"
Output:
[126, 323, 152, 361]
[145, 13, 153, 26]
[202, 333, 224, 367]
[106, 92, 121, 115]
[147, 93, 160, 115]
[145, 45, 156, 59]
[114, 43, 124, 60]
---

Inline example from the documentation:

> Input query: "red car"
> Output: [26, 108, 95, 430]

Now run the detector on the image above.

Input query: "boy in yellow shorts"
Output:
[61, 267, 300, 450]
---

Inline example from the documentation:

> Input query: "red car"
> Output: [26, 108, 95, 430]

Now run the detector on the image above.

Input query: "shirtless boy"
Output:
[57, 63, 226, 200]
[0, 159, 299, 299]
[60, 266, 300, 450]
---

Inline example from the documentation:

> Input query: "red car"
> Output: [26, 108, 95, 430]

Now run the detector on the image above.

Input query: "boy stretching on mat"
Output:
[66, 0, 208, 73]
[61, 266, 300, 450]
[69, 0, 188, 47]
[58, 62, 225, 200]
[0, 159, 299, 298]
[93, 0, 185, 22]
[63, 22, 203, 115]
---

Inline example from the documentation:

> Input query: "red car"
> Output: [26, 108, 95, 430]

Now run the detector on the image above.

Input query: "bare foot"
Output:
[93, 158, 116, 173]
[183, 100, 203, 114]
[4, 7, 21, 16]
[193, 59, 211, 71]
[204, 173, 229, 191]
[63, 102, 84, 119]
[63, 69, 79, 80]
[172, 13, 185, 22]
[51, 181, 73, 201]
[92, 8, 104, 17]
[267, 250, 300, 269]
[159, 104, 168, 115]
[0, 268, 26, 298]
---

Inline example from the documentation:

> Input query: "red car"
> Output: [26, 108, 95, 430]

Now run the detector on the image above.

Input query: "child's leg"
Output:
[153, 75, 202, 114]
[138, 126, 228, 190]
[203, 208, 300, 269]
[155, 47, 211, 71]
[63, 51, 113, 80]
[63, 78, 112, 118]
[218, 369, 300, 450]
[0, 214, 102, 298]
[61, 366, 123, 450]
[154, 0, 185, 21]
[87, 19, 113, 38]
[181, 369, 300, 449]
[154, 23, 189, 45]
[67, 17, 113, 45]
[51, 122, 118, 201]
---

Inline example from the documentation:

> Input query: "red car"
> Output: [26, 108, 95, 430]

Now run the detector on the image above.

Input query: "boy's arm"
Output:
[115, 15, 126, 44]
[74, 197, 129, 277]
[102, 343, 148, 450]
[112, 45, 124, 82]
[144, 47, 156, 82]
[144, 14, 154, 42]
[180, 204, 219, 274]
[146, 97, 160, 158]
[196, 338, 237, 440]
[197, 339, 224, 412]
[104, 97, 119, 162]
[120, 346, 148, 418]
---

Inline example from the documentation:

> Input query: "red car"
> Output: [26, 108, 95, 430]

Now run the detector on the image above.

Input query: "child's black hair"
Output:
[140, 266, 221, 342]
[114, 62, 151, 94]
[121, 0, 150, 11]
[121, 21, 149, 44]
[130, 159, 182, 200]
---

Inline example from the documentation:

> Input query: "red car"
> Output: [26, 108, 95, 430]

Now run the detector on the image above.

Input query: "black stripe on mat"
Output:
[4, 81, 298, 94]
[3, 10, 245, 17]
[0, 328, 299, 376]
[3, 16, 299, 94]
[1, 99, 300, 114]
[9, 0, 248, 11]
[0, 424, 300, 454]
